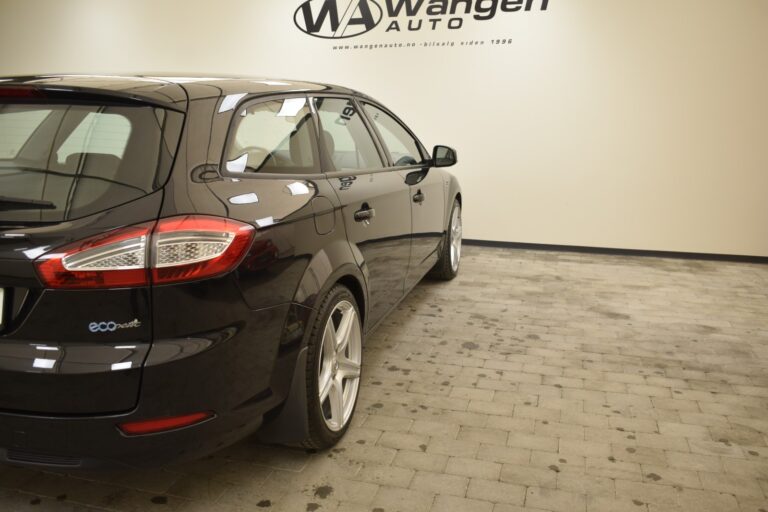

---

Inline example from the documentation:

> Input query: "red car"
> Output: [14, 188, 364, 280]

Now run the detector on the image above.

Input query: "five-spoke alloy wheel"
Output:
[303, 285, 363, 448]
[430, 198, 462, 280]
[450, 203, 462, 273]
[317, 300, 362, 432]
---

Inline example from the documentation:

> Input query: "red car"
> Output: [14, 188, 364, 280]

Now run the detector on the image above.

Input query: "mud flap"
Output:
[257, 347, 309, 445]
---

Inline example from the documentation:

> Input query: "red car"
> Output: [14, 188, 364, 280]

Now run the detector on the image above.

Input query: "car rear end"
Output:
[0, 79, 259, 468]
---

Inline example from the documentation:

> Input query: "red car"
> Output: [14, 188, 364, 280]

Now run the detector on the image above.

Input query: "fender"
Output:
[259, 239, 368, 444]
[445, 172, 462, 221]
[439, 171, 462, 251]
[292, 238, 369, 328]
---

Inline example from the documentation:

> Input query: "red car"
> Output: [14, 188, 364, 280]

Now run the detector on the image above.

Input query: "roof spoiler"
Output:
[0, 84, 185, 112]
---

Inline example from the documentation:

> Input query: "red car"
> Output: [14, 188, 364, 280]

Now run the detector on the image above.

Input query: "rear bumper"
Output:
[0, 301, 312, 469]
[0, 407, 263, 469]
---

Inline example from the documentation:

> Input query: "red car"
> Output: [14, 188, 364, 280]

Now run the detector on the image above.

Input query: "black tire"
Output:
[430, 199, 462, 280]
[302, 284, 363, 450]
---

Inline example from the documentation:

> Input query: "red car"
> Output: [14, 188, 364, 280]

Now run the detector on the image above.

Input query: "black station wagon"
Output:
[0, 75, 461, 468]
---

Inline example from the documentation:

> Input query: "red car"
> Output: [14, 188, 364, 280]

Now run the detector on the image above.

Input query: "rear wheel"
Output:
[302, 285, 363, 449]
[430, 199, 462, 280]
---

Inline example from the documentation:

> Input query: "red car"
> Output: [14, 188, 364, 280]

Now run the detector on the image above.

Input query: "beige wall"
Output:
[1, 0, 766, 256]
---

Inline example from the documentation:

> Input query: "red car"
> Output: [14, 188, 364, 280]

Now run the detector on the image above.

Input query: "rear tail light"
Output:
[118, 411, 214, 436]
[152, 216, 254, 285]
[36, 224, 153, 289]
[35, 216, 255, 289]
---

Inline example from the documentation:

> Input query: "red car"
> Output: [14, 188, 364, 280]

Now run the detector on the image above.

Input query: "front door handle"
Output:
[354, 205, 376, 222]
[413, 191, 425, 204]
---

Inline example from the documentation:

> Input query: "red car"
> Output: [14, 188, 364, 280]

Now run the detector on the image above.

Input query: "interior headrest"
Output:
[288, 130, 304, 166]
[64, 153, 122, 177]
[322, 130, 335, 158]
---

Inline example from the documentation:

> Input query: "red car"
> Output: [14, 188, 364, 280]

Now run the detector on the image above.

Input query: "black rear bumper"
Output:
[0, 302, 311, 469]
[0, 408, 263, 469]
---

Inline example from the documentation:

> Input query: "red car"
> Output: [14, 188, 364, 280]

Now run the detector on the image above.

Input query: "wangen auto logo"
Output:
[295, 0, 551, 39]
[295, 0, 383, 39]
[89, 319, 142, 333]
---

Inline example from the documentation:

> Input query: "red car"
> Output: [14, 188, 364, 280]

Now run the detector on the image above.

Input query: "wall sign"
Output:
[295, 0, 550, 40]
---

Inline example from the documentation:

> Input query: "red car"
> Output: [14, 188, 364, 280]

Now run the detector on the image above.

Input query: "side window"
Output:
[363, 103, 425, 167]
[313, 97, 382, 172]
[225, 97, 317, 174]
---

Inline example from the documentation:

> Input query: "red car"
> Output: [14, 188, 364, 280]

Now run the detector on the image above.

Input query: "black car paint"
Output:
[0, 75, 461, 468]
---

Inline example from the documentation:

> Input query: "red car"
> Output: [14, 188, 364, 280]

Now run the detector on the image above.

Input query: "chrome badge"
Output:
[88, 319, 142, 333]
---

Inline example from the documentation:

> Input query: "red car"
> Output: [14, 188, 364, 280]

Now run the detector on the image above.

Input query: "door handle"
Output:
[354, 206, 375, 222]
[413, 191, 425, 204]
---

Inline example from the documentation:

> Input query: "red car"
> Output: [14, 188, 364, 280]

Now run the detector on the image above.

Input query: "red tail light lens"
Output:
[36, 224, 153, 289]
[118, 412, 214, 436]
[35, 216, 255, 289]
[152, 216, 255, 285]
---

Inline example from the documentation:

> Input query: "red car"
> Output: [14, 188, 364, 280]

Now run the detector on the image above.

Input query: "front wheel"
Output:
[430, 199, 462, 280]
[302, 285, 363, 449]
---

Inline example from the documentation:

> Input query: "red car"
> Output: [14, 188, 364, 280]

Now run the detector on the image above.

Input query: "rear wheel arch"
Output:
[291, 239, 361, 307]
[444, 171, 461, 229]
[260, 270, 367, 446]
[430, 198, 462, 280]
[336, 274, 366, 329]
[290, 240, 369, 340]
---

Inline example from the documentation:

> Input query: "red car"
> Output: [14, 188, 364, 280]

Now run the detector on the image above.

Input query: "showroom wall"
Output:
[0, 0, 766, 256]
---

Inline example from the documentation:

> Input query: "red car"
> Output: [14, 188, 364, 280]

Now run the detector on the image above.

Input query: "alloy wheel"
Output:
[450, 205, 462, 272]
[317, 300, 362, 432]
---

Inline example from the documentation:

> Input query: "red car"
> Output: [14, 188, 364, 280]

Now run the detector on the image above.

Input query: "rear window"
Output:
[0, 103, 182, 223]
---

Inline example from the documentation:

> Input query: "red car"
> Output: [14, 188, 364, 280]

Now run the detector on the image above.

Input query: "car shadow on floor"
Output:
[0, 269, 466, 511]
[0, 433, 356, 511]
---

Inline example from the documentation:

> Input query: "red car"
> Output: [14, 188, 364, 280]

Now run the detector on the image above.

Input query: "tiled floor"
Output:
[1, 246, 768, 511]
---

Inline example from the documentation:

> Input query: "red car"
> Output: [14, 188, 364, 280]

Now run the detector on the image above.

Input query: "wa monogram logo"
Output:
[295, 0, 550, 40]
[294, 0, 384, 39]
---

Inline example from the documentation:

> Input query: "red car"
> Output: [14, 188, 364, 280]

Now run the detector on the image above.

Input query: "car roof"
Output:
[0, 74, 370, 111]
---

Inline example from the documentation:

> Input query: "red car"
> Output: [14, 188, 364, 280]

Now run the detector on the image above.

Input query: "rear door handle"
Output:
[413, 191, 425, 204]
[354, 206, 375, 222]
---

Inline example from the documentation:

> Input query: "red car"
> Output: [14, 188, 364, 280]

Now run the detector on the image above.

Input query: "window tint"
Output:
[363, 103, 424, 167]
[225, 98, 317, 174]
[0, 109, 51, 159]
[0, 103, 181, 224]
[57, 112, 131, 164]
[314, 97, 382, 172]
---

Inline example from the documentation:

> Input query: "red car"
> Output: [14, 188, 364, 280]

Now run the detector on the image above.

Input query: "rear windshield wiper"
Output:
[0, 196, 56, 211]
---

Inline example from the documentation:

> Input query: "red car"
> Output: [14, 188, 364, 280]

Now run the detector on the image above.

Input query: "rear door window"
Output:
[313, 97, 383, 172]
[0, 103, 182, 224]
